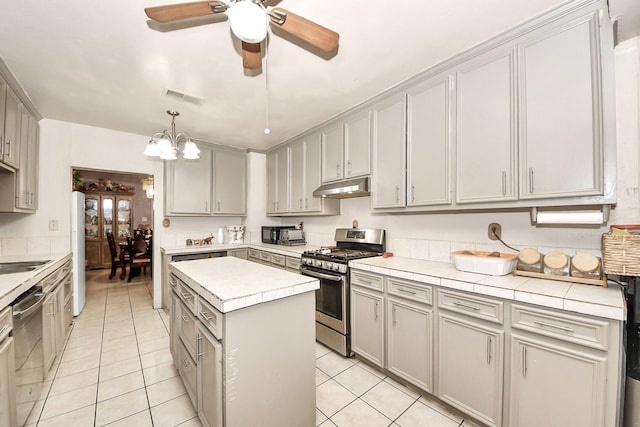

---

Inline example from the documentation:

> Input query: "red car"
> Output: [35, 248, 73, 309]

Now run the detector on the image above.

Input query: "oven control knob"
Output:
[314, 260, 323, 268]
[332, 264, 340, 272]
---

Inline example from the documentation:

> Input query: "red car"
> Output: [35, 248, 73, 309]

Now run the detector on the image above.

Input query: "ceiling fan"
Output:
[144, 0, 340, 70]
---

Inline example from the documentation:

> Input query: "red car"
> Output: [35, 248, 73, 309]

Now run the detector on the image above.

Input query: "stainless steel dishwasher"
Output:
[12, 285, 46, 426]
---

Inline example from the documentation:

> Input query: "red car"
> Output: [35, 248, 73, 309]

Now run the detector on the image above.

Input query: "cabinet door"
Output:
[371, 94, 406, 208]
[169, 290, 179, 366]
[407, 75, 453, 207]
[197, 323, 223, 427]
[266, 151, 277, 214]
[55, 287, 66, 355]
[0, 336, 16, 427]
[275, 146, 290, 213]
[303, 132, 322, 212]
[351, 286, 384, 367]
[344, 110, 370, 178]
[290, 139, 305, 212]
[510, 334, 606, 427]
[16, 110, 38, 210]
[2, 86, 21, 168]
[116, 196, 132, 238]
[519, 12, 603, 199]
[166, 145, 213, 215]
[456, 49, 516, 203]
[387, 297, 433, 393]
[102, 196, 114, 238]
[214, 150, 246, 215]
[321, 122, 344, 183]
[438, 313, 504, 427]
[85, 240, 102, 268]
[43, 291, 57, 373]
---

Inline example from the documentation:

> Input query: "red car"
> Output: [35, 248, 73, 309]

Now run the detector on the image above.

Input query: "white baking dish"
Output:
[451, 250, 518, 276]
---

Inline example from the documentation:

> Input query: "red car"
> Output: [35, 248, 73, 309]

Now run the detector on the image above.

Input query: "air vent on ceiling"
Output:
[162, 88, 205, 106]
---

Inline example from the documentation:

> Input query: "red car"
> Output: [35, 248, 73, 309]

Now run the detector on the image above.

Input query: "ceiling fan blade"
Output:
[270, 8, 339, 52]
[144, 1, 227, 23]
[242, 42, 262, 70]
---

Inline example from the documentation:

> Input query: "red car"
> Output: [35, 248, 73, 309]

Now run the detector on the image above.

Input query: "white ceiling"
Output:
[0, 0, 638, 151]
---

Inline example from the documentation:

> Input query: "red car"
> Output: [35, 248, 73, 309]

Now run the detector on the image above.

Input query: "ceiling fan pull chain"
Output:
[264, 33, 271, 135]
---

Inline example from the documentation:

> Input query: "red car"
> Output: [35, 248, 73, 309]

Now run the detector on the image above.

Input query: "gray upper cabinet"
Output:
[371, 93, 406, 209]
[267, 135, 339, 217]
[166, 145, 213, 215]
[1, 84, 20, 170]
[321, 122, 343, 183]
[406, 75, 453, 207]
[321, 112, 371, 184]
[16, 109, 38, 210]
[518, 11, 603, 199]
[214, 149, 246, 215]
[456, 49, 517, 204]
[165, 145, 247, 216]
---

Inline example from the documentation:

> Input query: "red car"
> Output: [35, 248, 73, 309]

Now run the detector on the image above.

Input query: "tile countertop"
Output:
[350, 256, 626, 321]
[169, 256, 319, 313]
[161, 242, 321, 257]
[0, 252, 73, 310]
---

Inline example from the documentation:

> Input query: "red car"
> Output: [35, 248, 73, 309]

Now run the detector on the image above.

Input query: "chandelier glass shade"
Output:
[144, 110, 200, 160]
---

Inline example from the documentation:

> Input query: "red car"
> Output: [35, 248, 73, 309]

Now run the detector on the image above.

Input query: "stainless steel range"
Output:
[301, 228, 385, 356]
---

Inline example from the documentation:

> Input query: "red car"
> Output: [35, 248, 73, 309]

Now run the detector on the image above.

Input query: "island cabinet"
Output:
[0, 306, 16, 427]
[165, 144, 246, 216]
[169, 257, 318, 427]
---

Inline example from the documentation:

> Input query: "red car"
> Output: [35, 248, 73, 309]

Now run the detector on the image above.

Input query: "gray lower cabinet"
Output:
[350, 268, 622, 427]
[196, 322, 223, 427]
[437, 312, 504, 427]
[386, 278, 434, 394]
[228, 248, 248, 260]
[0, 306, 16, 427]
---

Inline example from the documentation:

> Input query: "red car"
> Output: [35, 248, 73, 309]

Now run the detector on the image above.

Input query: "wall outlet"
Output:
[49, 220, 59, 232]
[488, 223, 502, 240]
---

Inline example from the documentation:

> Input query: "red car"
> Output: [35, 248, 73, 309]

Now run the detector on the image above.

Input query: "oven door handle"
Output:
[301, 267, 343, 282]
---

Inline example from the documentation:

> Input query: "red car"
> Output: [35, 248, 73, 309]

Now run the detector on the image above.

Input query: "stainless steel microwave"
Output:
[261, 226, 296, 244]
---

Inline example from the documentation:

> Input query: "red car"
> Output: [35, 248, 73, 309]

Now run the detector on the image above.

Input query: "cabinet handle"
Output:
[523, 346, 528, 377]
[199, 310, 214, 322]
[49, 300, 56, 316]
[374, 301, 379, 320]
[6, 139, 11, 158]
[397, 287, 417, 295]
[197, 334, 205, 359]
[305, 198, 308, 209]
[392, 305, 397, 326]
[272, 201, 276, 211]
[205, 201, 208, 212]
[183, 357, 189, 368]
[502, 171, 506, 196]
[171, 303, 176, 321]
[299, 199, 303, 209]
[0, 325, 8, 336]
[487, 336, 492, 365]
[0, 135, 3, 156]
[411, 184, 415, 202]
[180, 314, 191, 323]
[529, 168, 534, 193]
[533, 320, 575, 334]
[336, 164, 341, 177]
[347, 160, 352, 175]
[395, 185, 400, 203]
[217, 201, 221, 211]
[180, 292, 192, 300]
[452, 300, 481, 311]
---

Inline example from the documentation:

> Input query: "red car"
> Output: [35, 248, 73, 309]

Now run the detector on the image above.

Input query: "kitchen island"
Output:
[169, 256, 319, 427]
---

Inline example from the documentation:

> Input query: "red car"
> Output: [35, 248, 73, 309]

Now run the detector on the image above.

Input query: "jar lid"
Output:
[544, 251, 568, 270]
[571, 253, 599, 273]
[518, 248, 541, 265]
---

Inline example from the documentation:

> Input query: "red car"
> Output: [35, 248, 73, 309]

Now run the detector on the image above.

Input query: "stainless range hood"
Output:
[312, 177, 370, 199]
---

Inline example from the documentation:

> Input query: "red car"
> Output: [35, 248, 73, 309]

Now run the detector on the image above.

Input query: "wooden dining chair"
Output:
[127, 233, 152, 282]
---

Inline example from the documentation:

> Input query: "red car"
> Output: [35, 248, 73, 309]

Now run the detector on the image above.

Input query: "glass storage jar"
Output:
[517, 248, 543, 272]
[570, 253, 602, 280]
[543, 251, 569, 276]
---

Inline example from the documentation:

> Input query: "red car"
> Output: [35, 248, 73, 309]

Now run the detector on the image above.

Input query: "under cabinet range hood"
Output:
[313, 177, 370, 199]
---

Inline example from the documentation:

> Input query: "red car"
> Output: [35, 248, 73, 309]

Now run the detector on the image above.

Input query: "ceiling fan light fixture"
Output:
[229, 0, 268, 43]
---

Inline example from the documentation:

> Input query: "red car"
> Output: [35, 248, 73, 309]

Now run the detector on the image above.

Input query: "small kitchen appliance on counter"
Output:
[301, 228, 385, 356]
[261, 225, 297, 244]
[278, 229, 306, 246]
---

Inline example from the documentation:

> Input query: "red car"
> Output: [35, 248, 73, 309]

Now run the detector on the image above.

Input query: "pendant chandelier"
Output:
[144, 110, 200, 160]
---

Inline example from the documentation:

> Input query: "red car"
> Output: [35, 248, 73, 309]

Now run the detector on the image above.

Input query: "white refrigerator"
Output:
[71, 191, 86, 316]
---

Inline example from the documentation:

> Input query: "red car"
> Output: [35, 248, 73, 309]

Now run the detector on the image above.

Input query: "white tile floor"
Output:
[24, 269, 479, 427]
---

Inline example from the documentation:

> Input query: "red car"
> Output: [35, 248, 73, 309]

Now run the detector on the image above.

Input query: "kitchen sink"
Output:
[0, 260, 50, 275]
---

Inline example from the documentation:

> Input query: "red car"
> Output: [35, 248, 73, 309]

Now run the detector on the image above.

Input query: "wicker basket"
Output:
[602, 233, 640, 276]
